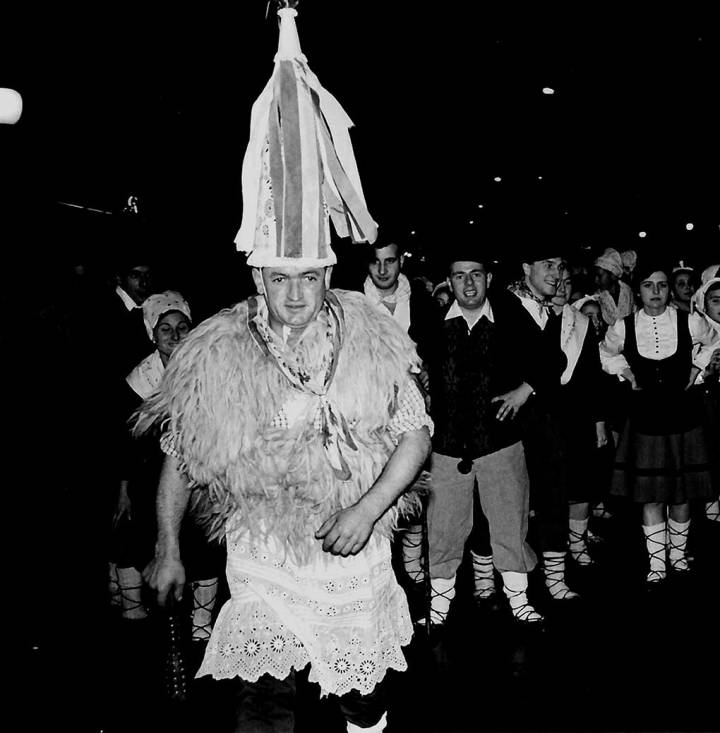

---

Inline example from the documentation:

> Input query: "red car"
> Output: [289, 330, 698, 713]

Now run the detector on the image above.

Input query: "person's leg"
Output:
[426, 453, 474, 625]
[667, 501, 691, 572]
[117, 565, 148, 620]
[569, 501, 593, 566]
[475, 443, 541, 622]
[234, 672, 296, 733]
[190, 577, 219, 642]
[642, 502, 667, 583]
[339, 678, 389, 732]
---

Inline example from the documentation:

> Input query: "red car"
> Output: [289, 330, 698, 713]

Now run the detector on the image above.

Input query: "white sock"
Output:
[667, 518, 691, 572]
[543, 551, 579, 600]
[191, 577, 219, 641]
[705, 500, 720, 523]
[346, 711, 387, 732]
[568, 518, 592, 566]
[400, 523, 425, 584]
[117, 566, 148, 620]
[428, 575, 456, 625]
[470, 552, 496, 599]
[501, 571, 542, 622]
[643, 522, 667, 582]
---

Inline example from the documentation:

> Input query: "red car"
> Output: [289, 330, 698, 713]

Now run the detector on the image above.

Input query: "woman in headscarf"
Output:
[593, 247, 635, 326]
[692, 267, 720, 524]
[111, 291, 223, 645]
[600, 262, 719, 587]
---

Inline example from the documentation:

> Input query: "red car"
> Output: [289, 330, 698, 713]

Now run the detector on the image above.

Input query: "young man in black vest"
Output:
[506, 241, 581, 601]
[424, 243, 542, 630]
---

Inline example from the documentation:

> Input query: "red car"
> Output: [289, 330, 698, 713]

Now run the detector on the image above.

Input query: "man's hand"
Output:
[491, 383, 534, 421]
[143, 554, 185, 607]
[621, 368, 641, 390]
[315, 503, 376, 556]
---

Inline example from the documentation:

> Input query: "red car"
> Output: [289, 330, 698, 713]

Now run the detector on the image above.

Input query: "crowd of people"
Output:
[33, 218, 714, 733]
[15, 6, 718, 733]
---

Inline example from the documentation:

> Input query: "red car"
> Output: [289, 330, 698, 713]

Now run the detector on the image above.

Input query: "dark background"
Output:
[2, 2, 719, 313]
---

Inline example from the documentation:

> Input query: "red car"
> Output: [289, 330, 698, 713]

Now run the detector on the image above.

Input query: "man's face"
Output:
[672, 272, 695, 303]
[704, 285, 720, 324]
[449, 260, 491, 310]
[253, 265, 331, 334]
[523, 257, 564, 299]
[551, 271, 572, 307]
[368, 244, 402, 292]
[122, 265, 153, 305]
[594, 266, 615, 292]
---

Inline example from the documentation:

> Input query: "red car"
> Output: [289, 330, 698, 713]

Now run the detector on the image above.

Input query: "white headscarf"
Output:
[594, 248, 624, 278]
[693, 276, 720, 333]
[141, 291, 192, 341]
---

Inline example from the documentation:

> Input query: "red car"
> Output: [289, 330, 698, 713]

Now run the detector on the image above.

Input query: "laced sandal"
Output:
[504, 587, 543, 624]
[543, 553, 579, 600]
[668, 522, 691, 573]
[191, 578, 219, 643]
[400, 524, 426, 585]
[643, 524, 667, 585]
[568, 528, 595, 567]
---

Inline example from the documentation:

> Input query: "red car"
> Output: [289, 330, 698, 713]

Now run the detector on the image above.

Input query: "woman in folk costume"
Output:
[600, 261, 719, 587]
[550, 274, 610, 568]
[692, 267, 720, 525]
[111, 291, 223, 644]
[137, 6, 432, 733]
[593, 247, 635, 326]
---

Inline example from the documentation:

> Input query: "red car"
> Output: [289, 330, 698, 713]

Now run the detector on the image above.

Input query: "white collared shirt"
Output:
[445, 298, 494, 331]
[116, 285, 140, 312]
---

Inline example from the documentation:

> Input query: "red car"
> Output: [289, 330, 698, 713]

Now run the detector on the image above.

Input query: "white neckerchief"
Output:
[445, 298, 494, 331]
[363, 273, 412, 332]
[594, 280, 634, 326]
[126, 350, 165, 399]
[560, 304, 589, 385]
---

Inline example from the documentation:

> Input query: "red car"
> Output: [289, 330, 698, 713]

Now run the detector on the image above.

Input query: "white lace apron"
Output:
[196, 526, 413, 697]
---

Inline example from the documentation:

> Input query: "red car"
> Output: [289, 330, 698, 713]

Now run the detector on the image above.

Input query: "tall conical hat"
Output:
[235, 5, 377, 268]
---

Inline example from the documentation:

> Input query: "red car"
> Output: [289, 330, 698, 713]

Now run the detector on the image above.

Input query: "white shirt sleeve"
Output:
[599, 318, 629, 377]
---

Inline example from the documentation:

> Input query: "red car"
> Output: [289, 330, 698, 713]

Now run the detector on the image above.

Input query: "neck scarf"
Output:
[126, 350, 165, 399]
[247, 294, 358, 480]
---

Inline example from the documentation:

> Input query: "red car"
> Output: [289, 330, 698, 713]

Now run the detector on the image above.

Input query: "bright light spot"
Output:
[542, 87, 555, 95]
[410, 231, 416, 235]
[469, 220, 475, 225]
[493, 177, 502, 182]
[537, 176, 543, 180]
[638, 231, 647, 238]
[477, 204, 484, 208]
[0, 88, 23, 124]
[685, 222, 694, 231]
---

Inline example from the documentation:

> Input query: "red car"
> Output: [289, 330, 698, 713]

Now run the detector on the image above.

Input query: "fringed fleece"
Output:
[133, 290, 424, 563]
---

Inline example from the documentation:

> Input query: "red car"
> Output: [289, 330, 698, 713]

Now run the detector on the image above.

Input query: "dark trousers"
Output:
[232, 666, 388, 732]
[522, 409, 569, 553]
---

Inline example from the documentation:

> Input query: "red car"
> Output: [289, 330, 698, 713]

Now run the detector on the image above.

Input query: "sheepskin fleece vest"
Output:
[134, 289, 423, 562]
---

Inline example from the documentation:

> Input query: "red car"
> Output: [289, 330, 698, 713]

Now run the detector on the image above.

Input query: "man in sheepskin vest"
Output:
[138, 7, 432, 732]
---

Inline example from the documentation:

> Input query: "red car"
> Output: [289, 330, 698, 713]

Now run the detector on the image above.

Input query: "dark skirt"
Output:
[611, 422, 714, 504]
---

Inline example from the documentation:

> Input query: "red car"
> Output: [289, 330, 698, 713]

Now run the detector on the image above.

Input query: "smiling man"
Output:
[423, 244, 541, 632]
